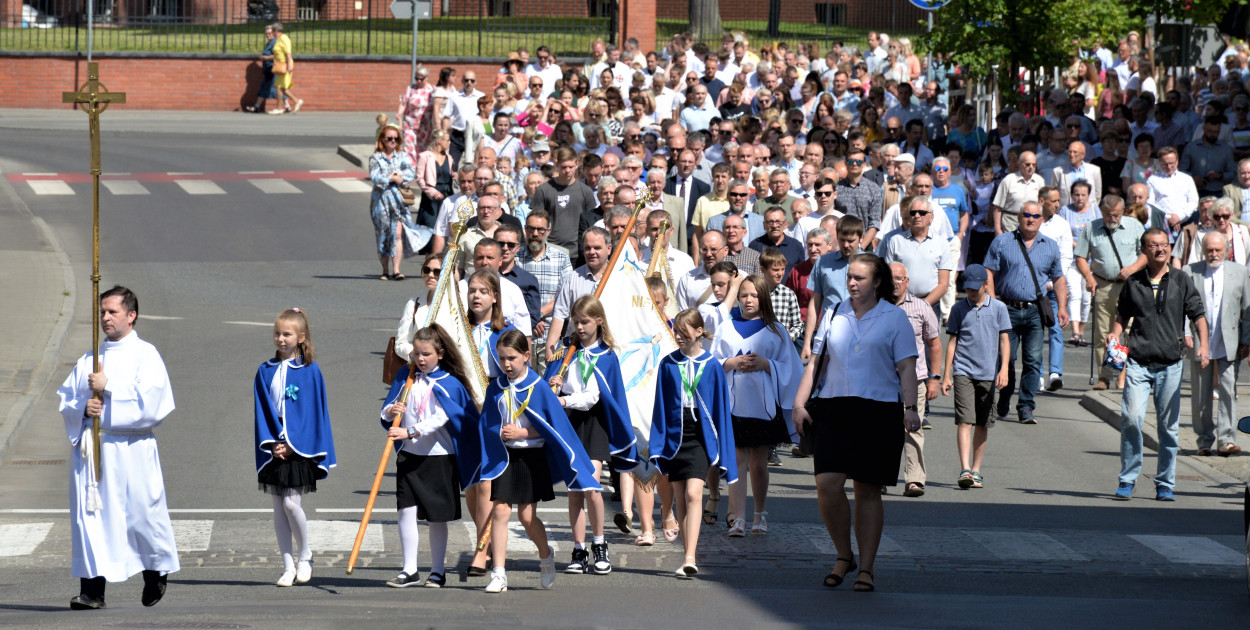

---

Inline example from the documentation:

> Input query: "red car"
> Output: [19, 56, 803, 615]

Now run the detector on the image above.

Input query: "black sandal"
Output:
[853, 569, 875, 592]
[701, 497, 718, 525]
[822, 557, 857, 588]
[466, 565, 488, 577]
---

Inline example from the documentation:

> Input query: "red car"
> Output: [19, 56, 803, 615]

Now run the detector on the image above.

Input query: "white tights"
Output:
[272, 489, 310, 572]
[398, 506, 449, 576]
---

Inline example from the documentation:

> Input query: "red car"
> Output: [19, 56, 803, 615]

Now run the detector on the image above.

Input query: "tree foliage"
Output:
[690, 0, 723, 42]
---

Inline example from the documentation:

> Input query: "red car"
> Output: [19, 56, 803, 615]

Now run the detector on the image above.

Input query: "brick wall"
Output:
[0, 55, 501, 111]
[621, 0, 655, 54]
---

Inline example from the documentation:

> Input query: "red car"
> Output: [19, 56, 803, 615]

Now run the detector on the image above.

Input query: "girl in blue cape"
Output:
[253, 308, 336, 588]
[463, 269, 517, 576]
[649, 308, 738, 579]
[711, 274, 802, 538]
[544, 295, 636, 575]
[379, 324, 477, 589]
[469, 330, 601, 593]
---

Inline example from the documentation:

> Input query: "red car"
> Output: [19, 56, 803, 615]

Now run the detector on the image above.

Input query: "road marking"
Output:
[239, 170, 275, 174]
[167, 508, 272, 513]
[28, 180, 74, 195]
[0, 509, 66, 514]
[171, 520, 213, 552]
[970, 530, 1086, 561]
[308, 520, 384, 552]
[322, 178, 372, 193]
[141, 315, 184, 321]
[102, 180, 150, 195]
[310, 169, 343, 173]
[251, 179, 303, 194]
[1129, 534, 1244, 565]
[22, 172, 58, 176]
[461, 522, 562, 553]
[223, 321, 274, 327]
[315, 508, 398, 514]
[175, 180, 227, 195]
[0, 523, 54, 556]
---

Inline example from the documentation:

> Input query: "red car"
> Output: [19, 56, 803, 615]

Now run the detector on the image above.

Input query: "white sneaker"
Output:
[485, 570, 508, 593]
[1046, 373, 1063, 392]
[276, 570, 296, 587]
[539, 552, 557, 589]
[295, 560, 312, 584]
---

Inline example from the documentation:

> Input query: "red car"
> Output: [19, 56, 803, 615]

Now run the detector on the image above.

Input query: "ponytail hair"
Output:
[569, 295, 617, 350]
[673, 308, 712, 340]
[413, 324, 471, 388]
[496, 328, 532, 355]
[274, 308, 316, 363]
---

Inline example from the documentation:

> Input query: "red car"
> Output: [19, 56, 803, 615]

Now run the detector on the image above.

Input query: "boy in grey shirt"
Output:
[940, 264, 1011, 490]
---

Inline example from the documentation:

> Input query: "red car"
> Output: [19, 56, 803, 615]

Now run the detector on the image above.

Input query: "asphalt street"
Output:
[0, 110, 1247, 629]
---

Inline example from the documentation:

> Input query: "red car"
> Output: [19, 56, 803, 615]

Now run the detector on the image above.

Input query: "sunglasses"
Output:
[1020, 212, 1043, 219]
[909, 210, 930, 216]
[383, 136, 399, 142]
[727, 192, 749, 197]
[530, 82, 542, 87]
[815, 190, 834, 197]
[846, 159, 865, 166]
[421, 266, 441, 275]
[933, 166, 949, 172]
[463, 78, 477, 83]
[1215, 214, 1233, 220]
[886, 127, 901, 133]
[497, 241, 520, 249]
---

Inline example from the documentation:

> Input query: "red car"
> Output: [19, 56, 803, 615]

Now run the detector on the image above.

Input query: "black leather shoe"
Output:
[141, 570, 167, 607]
[70, 594, 106, 610]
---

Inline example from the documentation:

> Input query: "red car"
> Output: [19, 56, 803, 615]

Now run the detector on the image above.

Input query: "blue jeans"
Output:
[1046, 290, 1063, 375]
[1119, 359, 1182, 490]
[997, 303, 1044, 417]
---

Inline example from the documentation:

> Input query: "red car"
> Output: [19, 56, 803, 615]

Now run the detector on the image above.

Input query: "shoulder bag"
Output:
[382, 303, 418, 385]
[1015, 231, 1056, 328]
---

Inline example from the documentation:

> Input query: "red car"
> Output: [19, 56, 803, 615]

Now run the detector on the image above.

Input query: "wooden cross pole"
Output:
[62, 62, 125, 480]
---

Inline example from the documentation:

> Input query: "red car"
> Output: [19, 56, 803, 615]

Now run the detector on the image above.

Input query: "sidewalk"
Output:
[1080, 380, 1250, 487]
[0, 167, 75, 458]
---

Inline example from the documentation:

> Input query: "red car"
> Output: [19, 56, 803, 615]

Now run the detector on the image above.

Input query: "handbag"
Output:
[382, 302, 419, 385]
[1014, 231, 1056, 328]
[398, 186, 417, 206]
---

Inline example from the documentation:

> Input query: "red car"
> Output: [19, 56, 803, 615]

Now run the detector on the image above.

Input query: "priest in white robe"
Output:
[57, 286, 178, 610]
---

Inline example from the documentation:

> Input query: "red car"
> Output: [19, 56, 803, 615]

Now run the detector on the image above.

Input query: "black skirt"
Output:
[490, 446, 556, 505]
[258, 453, 318, 495]
[807, 396, 904, 487]
[666, 408, 710, 482]
[731, 409, 790, 448]
[568, 405, 611, 462]
[395, 450, 462, 522]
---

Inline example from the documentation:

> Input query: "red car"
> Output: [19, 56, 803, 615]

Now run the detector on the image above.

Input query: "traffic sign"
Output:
[908, 0, 950, 9]
[389, 0, 431, 20]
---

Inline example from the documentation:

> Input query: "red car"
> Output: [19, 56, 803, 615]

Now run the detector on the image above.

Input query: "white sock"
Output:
[282, 489, 312, 563]
[593, 535, 605, 545]
[398, 506, 420, 575]
[492, 566, 506, 577]
[574, 542, 585, 550]
[272, 494, 295, 572]
[428, 522, 448, 575]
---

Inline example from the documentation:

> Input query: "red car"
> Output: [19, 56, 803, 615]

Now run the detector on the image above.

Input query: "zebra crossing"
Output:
[8, 170, 373, 197]
[2, 517, 1244, 575]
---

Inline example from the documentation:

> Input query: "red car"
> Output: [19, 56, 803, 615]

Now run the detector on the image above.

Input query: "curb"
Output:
[337, 144, 374, 169]
[0, 173, 76, 458]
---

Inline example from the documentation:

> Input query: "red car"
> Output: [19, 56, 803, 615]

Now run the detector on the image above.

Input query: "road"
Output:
[0, 110, 1246, 629]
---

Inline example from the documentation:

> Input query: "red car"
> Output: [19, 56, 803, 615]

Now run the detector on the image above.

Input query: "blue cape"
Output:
[471, 322, 517, 376]
[648, 350, 738, 483]
[542, 340, 638, 466]
[468, 368, 603, 492]
[381, 365, 480, 483]
[254, 359, 337, 478]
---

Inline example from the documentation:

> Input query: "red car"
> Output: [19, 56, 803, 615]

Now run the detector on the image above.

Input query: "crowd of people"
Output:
[60, 28, 1250, 610]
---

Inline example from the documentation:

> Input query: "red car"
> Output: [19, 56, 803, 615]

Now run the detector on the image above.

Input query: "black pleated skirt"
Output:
[258, 453, 318, 495]
[731, 409, 790, 448]
[807, 396, 904, 487]
[490, 446, 556, 505]
[666, 408, 710, 482]
[568, 405, 611, 461]
[395, 450, 462, 522]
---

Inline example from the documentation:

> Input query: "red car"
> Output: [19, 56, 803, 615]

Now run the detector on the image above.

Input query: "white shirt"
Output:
[1204, 264, 1227, 360]
[793, 211, 842, 258]
[444, 88, 485, 132]
[1039, 213, 1075, 275]
[525, 64, 563, 98]
[435, 193, 475, 238]
[879, 204, 954, 242]
[387, 371, 454, 456]
[500, 373, 544, 448]
[643, 243, 696, 281]
[1146, 170, 1199, 223]
[676, 265, 713, 310]
[459, 277, 533, 336]
[559, 346, 603, 410]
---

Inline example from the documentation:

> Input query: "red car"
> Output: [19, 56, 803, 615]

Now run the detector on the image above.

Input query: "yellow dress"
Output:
[273, 34, 293, 90]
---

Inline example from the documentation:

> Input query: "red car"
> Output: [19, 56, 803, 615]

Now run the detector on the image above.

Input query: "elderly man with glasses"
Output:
[707, 179, 766, 244]
[445, 70, 484, 167]
[1075, 195, 1147, 391]
[991, 151, 1045, 234]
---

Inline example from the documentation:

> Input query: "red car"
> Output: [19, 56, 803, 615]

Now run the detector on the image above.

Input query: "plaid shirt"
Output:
[518, 243, 572, 324]
[494, 168, 520, 211]
[771, 284, 805, 344]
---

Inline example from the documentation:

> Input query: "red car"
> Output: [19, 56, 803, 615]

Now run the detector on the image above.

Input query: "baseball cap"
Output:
[963, 264, 988, 290]
[894, 153, 915, 166]
[532, 140, 551, 153]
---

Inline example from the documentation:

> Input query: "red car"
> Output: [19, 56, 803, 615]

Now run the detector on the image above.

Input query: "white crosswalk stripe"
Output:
[250, 179, 302, 194]
[172, 520, 214, 552]
[322, 178, 372, 193]
[175, 180, 227, 195]
[307, 520, 384, 552]
[102, 180, 151, 195]
[27, 181, 74, 195]
[970, 530, 1087, 561]
[460, 522, 564, 553]
[0, 523, 54, 556]
[1129, 534, 1245, 565]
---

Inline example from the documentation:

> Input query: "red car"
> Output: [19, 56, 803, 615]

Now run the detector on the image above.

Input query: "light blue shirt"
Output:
[706, 210, 766, 245]
[807, 250, 852, 311]
[679, 102, 719, 132]
[811, 300, 917, 402]
[946, 296, 1012, 381]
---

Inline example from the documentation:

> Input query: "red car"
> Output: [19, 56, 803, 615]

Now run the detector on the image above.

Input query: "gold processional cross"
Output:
[62, 62, 126, 480]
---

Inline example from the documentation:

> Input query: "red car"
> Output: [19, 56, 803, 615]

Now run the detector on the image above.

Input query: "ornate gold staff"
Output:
[62, 62, 126, 482]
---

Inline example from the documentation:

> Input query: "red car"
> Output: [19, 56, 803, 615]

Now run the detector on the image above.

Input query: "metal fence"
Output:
[1, 0, 614, 57]
[657, 0, 929, 52]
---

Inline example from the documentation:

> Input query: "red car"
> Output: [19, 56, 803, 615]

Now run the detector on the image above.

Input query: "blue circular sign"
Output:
[908, 0, 951, 9]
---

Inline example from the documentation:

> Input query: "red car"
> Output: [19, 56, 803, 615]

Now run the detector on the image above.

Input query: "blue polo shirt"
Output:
[983, 231, 1064, 303]
[947, 295, 1012, 381]
[931, 183, 971, 236]
[806, 250, 852, 311]
[749, 233, 806, 277]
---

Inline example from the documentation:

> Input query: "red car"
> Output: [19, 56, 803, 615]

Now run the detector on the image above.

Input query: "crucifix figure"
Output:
[62, 62, 126, 482]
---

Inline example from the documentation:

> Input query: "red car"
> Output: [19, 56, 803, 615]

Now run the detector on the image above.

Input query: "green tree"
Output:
[690, 0, 723, 42]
